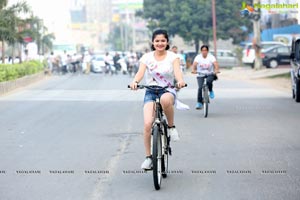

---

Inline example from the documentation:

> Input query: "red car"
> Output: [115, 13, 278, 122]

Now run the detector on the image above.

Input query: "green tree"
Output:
[0, 0, 7, 9]
[138, 0, 252, 52]
[0, 1, 31, 63]
[22, 15, 55, 55]
[41, 32, 55, 54]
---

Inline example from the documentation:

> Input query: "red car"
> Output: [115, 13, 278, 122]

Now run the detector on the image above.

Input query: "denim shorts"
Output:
[144, 89, 175, 104]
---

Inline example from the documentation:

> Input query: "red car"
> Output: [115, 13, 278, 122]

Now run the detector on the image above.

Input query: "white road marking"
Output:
[0, 88, 290, 101]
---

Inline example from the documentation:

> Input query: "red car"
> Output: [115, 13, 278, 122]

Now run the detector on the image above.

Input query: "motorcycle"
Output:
[104, 61, 117, 75]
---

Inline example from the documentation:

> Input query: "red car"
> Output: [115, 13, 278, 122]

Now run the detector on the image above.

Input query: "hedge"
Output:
[0, 60, 44, 82]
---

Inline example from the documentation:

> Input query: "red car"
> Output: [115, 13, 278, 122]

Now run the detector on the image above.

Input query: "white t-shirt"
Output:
[140, 51, 178, 93]
[194, 53, 216, 75]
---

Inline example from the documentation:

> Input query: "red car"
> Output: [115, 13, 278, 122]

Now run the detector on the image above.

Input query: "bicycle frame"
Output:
[197, 73, 210, 118]
[153, 95, 170, 160]
[154, 97, 163, 125]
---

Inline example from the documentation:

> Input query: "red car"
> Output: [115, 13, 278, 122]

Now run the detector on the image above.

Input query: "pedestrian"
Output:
[171, 46, 186, 72]
[61, 50, 68, 74]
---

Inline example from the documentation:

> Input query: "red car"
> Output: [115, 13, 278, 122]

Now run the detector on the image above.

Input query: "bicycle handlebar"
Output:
[127, 84, 187, 90]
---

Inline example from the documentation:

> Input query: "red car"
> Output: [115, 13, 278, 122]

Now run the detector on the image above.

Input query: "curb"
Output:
[220, 67, 291, 80]
[0, 72, 46, 95]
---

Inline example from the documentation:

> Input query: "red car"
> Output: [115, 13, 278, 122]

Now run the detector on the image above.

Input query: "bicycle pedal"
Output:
[144, 167, 153, 171]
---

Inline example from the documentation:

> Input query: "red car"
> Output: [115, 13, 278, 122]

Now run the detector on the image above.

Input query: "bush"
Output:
[0, 60, 44, 82]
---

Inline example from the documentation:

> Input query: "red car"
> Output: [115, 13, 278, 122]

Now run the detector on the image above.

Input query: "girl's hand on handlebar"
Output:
[176, 81, 187, 89]
[130, 81, 138, 90]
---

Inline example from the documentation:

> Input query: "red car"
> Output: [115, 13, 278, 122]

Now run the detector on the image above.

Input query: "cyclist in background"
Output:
[191, 45, 220, 109]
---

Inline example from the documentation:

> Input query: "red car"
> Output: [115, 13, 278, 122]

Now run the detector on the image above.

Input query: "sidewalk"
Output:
[219, 67, 291, 93]
[220, 67, 290, 79]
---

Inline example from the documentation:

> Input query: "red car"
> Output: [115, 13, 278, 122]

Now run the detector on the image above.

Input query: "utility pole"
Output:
[132, 13, 136, 51]
[125, 0, 129, 51]
[212, 0, 217, 58]
[253, 0, 262, 70]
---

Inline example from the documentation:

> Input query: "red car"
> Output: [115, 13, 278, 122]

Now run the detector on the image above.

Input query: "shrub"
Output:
[0, 60, 44, 82]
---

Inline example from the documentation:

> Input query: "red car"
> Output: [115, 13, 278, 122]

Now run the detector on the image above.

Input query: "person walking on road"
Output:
[129, 29, 186, 170]
[191, 45, 220, 109]
[171, 46, 186, 73]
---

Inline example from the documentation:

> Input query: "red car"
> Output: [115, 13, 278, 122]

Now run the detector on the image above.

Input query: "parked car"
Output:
[242, 41, 286, 68]
[91, 55, 105, 73]
[290, 37, 300, 102]
[261, 45, 291, 68]
[210, 50, 238, 67]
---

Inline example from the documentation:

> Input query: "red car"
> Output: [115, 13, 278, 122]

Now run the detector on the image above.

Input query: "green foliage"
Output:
[140, 0, 252, 51]
[0, 60, 44, 82]
[0, 0, 8, 9]
[0, 2, 54, 61]
[0, 1, 31, 44]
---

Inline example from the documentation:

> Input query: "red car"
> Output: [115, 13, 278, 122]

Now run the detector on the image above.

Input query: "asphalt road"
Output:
[0, 71, 299, 200]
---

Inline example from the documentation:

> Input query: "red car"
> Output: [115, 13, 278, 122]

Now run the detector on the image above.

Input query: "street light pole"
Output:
[212, 0, 217, 58]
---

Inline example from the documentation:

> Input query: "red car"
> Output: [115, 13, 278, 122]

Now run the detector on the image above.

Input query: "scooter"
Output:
[105, 61, 117, 75]
[117, 57, 128, 75]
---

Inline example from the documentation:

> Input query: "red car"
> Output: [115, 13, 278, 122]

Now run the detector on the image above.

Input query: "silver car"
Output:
[210, 50, 238, 68]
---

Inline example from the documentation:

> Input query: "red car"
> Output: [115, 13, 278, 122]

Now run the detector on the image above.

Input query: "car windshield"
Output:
[277, 47, 289, 53]
[262, 43, 283, 49]
[246, 43, 285, 50]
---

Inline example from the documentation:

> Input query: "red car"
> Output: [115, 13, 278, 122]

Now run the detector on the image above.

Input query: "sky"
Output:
[8, 0, 72, 42]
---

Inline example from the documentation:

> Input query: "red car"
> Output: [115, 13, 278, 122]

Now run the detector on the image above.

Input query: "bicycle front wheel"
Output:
[203, 101, 208, 118]
[152, 125, 162, 190]
[161, 121, 168, 178]
[203, 87, 209, 118]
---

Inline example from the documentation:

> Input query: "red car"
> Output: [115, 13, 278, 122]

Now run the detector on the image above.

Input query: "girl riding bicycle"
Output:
[191, 45, 220, 109]
[129, 29, 186, 170]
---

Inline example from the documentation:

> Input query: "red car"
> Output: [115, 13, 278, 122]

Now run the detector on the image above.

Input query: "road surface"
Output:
[0, 72, 299, 200]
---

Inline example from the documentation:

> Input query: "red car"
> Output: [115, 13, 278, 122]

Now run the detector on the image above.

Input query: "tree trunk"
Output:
[18, 43, 22, 63]
[1, 39, 5, 64]
[41, 42, 44, 55]
[194, 38, 199, 53]
[203, 35, 209, 46]
[12, 43, 15, 64]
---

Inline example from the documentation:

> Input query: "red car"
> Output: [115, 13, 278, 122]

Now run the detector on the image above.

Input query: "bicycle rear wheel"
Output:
[152, 125, 162, 190]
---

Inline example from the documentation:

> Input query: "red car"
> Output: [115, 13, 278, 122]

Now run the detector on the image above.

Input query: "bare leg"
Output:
[143, 102, 155, 156]
[160, 93, 175, 127]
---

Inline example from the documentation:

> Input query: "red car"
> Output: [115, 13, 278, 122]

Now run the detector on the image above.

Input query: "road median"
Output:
[0, 72, 46, 95]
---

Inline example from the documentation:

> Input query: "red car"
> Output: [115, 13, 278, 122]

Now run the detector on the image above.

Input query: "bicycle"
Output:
[195, 72, 218, 118]
[128, 84, 186, 190]
[200, 73, 210, 118]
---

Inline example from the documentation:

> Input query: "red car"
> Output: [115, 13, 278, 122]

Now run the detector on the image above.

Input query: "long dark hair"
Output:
[200, 45, 209, 51]
[151, 29, 170, 51]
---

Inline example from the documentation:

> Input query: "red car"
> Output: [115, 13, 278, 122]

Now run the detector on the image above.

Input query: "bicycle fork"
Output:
[203, 79, 210, 104]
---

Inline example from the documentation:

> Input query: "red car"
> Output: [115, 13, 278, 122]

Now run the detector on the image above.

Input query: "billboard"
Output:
[70, 0, 87, 23]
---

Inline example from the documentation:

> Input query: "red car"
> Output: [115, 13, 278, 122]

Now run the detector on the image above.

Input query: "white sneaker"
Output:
[141, 156, 153, 170]
[169, 126, 180, 141]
